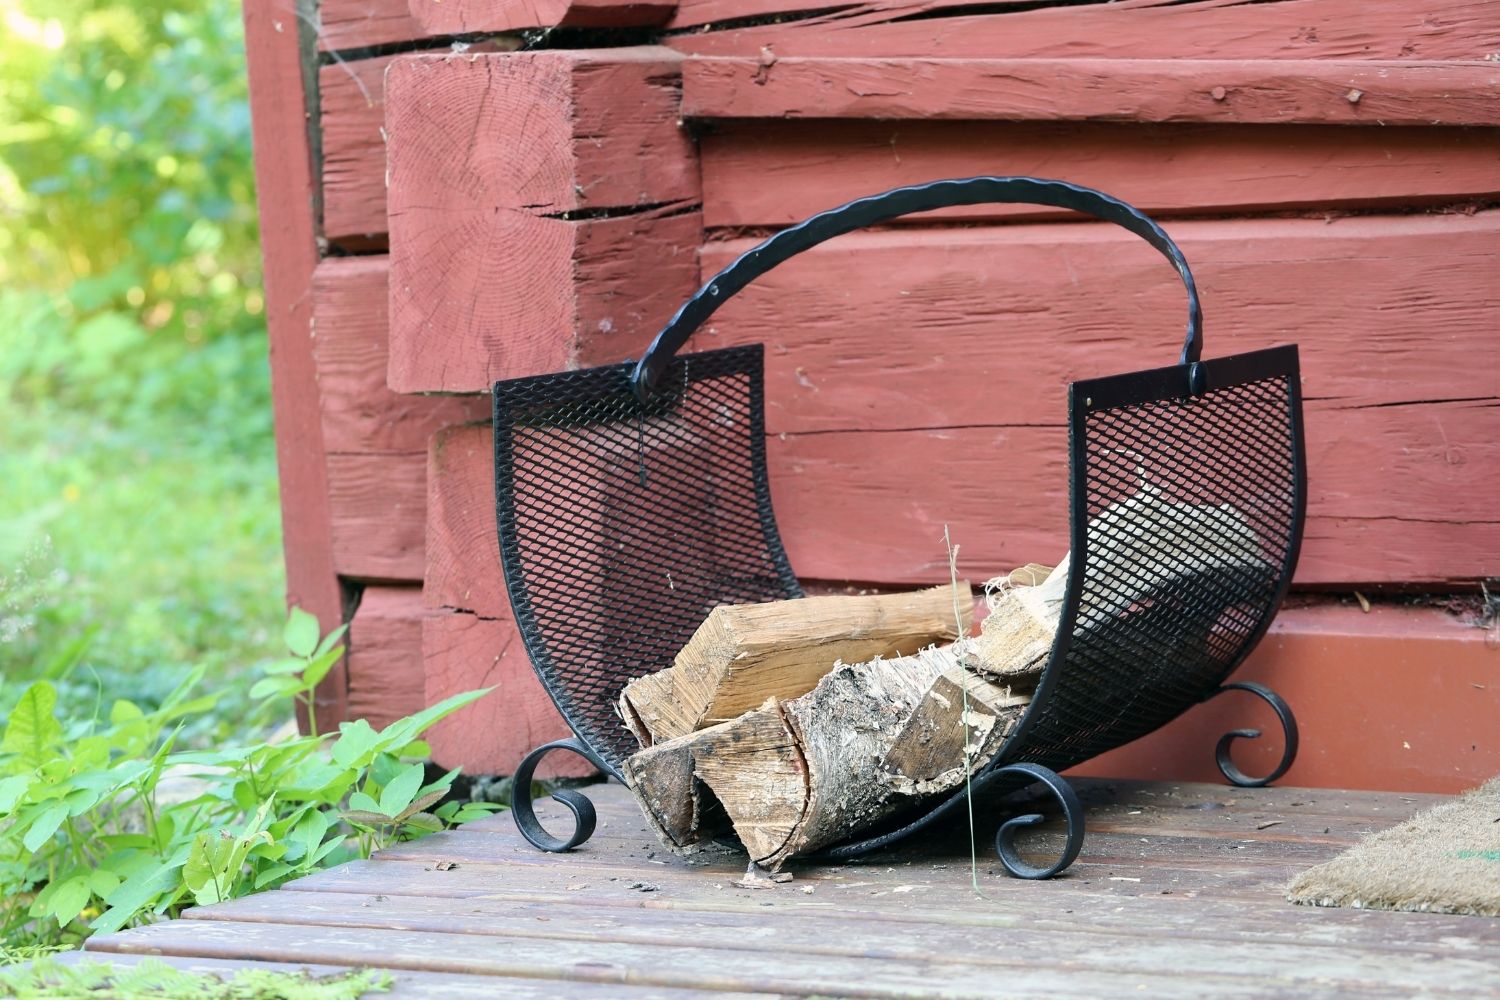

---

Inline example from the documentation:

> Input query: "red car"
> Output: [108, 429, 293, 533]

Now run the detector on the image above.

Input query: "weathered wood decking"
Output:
[75, 779, 1500, 997]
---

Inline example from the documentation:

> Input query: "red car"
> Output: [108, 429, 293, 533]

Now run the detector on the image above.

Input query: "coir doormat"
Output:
[1288, 777, 1500, 917]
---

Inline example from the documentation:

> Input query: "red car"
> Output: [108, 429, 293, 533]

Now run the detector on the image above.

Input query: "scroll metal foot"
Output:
[1208, 681, 1299, 788]
[990, 763, 1085, 880]
[511, 738, 601, 852]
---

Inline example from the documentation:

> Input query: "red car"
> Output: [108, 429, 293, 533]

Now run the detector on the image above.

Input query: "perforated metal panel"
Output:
[1008, 345, 1304, 773]
[493, 344, 801, 774]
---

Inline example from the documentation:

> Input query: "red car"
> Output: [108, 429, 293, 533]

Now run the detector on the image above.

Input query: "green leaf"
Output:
[397, 740, 431, 760]
[87, 869, 122, 898]
[369, 751, 402, 789]
[381, 688, 494, 745]
[307, 835, 346, 867]
[183, 833, 228, 896]
[452, 803, 505, 824]
[231, 779, 258, 814]
[72, 734, 111, 771]
[299, 647, 342, 690]
[0, 774, 30, 813]
[259, 656, 307, 676]
[420, 767, 462, 798]
[283, 607, 321, 658]
[294, 809, 330, 856]
[400, 812, 444, 835]
[46, 876, 92, 926]
[253, 862, 294, 889]
[313, 624, 348, 659]
[155, 664, 208, 717]
[184, 830, 268, 907]
[64, 785, 102, 816]
[341, 809, 393, 827]
[248, 675, 303, 702]
[378, 763, 426, 819]
[330, 720, 379, 769]
[108, 699, 144, 725]
[158, 695, 219, 725]
[3, 681, 64, 768]
[347, 790, 380, 814]
[23, 802, 69, 852]
[93, 863, 183, 935]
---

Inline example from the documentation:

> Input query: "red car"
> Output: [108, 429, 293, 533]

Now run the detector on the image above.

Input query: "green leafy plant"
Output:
[0, 611, 499, 954]
[0, 957, 392, 1000]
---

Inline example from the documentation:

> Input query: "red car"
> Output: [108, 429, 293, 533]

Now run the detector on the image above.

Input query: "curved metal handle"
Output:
[632, 176, 1203, 400]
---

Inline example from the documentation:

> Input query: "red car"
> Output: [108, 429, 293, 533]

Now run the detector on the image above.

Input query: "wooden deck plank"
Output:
[372, 823, 1346, 872]
[78, 781, 1500, 997]
[191, 887, 1500, 965]
[84, 917, 1480, 999]
[460, 778, 1447, 833]
[56, 950, 729, 999]
[290, 853, 1314, 903]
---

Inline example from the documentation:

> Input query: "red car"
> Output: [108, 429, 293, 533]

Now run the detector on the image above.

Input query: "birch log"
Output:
[625, 642, 1027, 868]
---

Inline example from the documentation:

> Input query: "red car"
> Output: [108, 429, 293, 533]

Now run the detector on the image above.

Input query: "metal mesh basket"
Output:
[493, 177, 1305, 877]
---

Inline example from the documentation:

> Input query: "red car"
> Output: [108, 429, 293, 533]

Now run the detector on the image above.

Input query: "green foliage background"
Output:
[0, 0, 283, 736]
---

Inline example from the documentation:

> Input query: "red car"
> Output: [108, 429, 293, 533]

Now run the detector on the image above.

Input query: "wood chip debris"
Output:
[732, 864, 796, 889]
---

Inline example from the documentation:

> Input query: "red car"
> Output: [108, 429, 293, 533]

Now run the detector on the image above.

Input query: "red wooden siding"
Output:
[317, 0, 422, 51]
[699, 121, 1500, 229]
[312, 256, 488, 582]
[407, 0, 676, 36]
[667, 0, 1500, 59]
[384, 49, 702, 393]
[242, 0, 1499, 781]
[345, 586, 428, 730]
[682, 58, 1500, 126]
[320, 55, 395, 245]
[244, 2, 349, 724]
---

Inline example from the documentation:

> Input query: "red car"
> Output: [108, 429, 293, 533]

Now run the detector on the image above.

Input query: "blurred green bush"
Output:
[0, 0, 284, 738]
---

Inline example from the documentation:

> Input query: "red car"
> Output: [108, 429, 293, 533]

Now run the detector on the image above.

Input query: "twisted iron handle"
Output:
[632, 176, 1203, 400]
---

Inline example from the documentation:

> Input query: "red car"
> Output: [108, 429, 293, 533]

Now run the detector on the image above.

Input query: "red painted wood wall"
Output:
[244, 0, 1500, 792]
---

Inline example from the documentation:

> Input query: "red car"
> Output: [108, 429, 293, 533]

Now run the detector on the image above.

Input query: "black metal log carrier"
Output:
[491, 177, 1306, 878]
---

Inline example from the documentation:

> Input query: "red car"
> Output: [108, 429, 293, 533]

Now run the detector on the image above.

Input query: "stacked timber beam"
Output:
[243, 0, 1500, 790]
[245, 0, 694, 769]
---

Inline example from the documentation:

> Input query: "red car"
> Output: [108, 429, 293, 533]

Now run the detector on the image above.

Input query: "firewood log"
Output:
[973, 557, 1070, 682]
[626, 642, 1029, 868]
[620, 732, 729, 851]
[878, 659, 1031, 797]
[618, 584, 971, 747]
